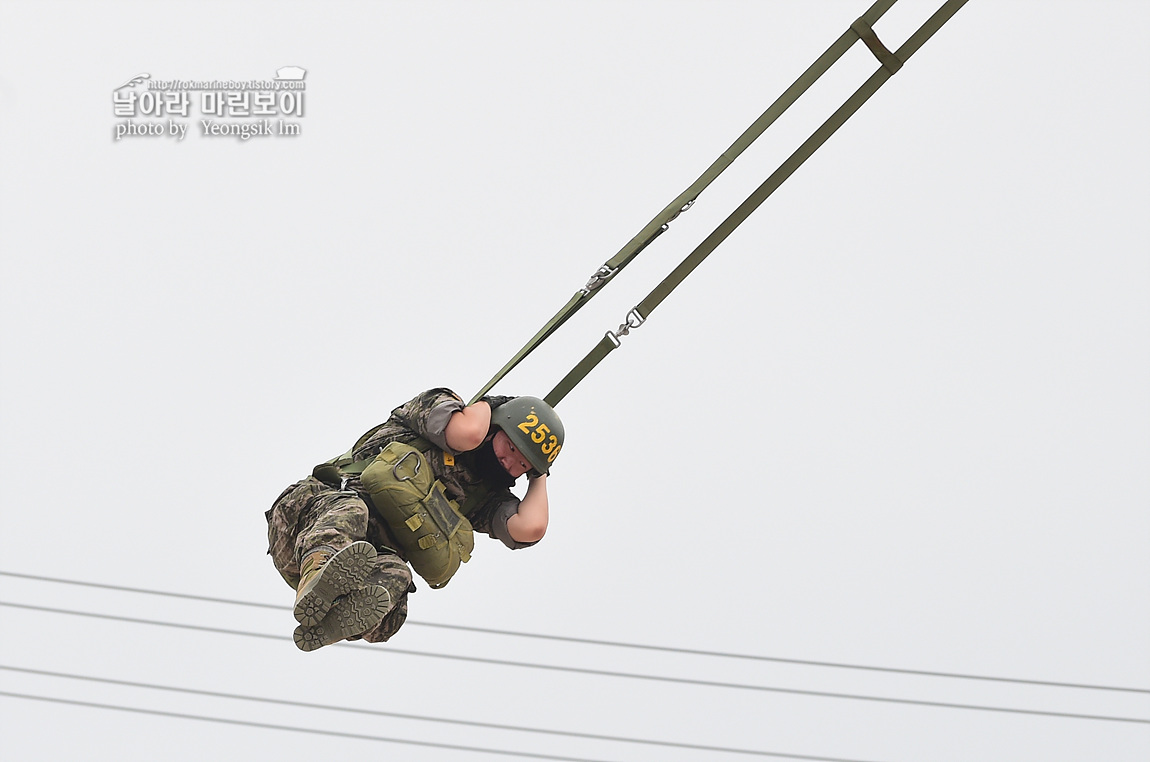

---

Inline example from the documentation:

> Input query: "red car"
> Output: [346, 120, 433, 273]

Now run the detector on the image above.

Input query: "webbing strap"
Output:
[852, 18, 903, 74]
[545, 0, 969, 407]
[316, 435, 433, 477]
[470, 0, 901, 406]
[315, 435, 492, 516]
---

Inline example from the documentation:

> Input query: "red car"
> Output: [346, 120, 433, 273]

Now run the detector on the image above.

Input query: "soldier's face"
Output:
[492, 430, 532, 478]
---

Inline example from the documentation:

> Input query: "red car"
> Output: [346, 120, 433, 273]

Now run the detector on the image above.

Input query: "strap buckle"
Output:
[660, 199, 695, 231]
[580, 264, 618, 295]
[605, 307, 646, 347]
[336, 475, 361, 496]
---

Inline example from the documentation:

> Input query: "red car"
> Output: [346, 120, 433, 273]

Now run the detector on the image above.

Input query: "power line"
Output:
[0, 664, 854, 761]
[3, 600, 1147, 726]
[0, 690, 614, 762]
[0, 570, 284, 610]
[4, 569, 1144, 695]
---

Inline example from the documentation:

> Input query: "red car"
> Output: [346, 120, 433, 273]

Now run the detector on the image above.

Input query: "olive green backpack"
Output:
[313, 439, 487, 589]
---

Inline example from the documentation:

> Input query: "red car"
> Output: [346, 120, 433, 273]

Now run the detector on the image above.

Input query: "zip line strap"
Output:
[469, 0, 902, 406]
[544, 0, 969, 407]
[545, 336, 617, 408]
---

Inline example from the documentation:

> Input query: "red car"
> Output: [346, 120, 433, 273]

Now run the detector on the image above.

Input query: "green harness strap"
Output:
[469, 0, 904, 406]
[543, 0, 969, 407]
[313, 435, 492, 517]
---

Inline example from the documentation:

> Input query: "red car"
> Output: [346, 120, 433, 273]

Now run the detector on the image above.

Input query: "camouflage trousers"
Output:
[265, 476, 414, 642]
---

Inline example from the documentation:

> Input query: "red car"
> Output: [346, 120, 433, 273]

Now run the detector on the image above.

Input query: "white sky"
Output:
[1, 1, 1147, 760]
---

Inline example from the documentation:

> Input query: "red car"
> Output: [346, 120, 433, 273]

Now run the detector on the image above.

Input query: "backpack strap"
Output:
[312, 436, 492, 517]
[312, 435, 433, 486]
[457, 483, 493, 518]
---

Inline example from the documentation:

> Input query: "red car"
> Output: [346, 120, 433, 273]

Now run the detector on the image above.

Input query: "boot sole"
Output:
[293, 541, 377, 626]
[293, 584, 392, 652]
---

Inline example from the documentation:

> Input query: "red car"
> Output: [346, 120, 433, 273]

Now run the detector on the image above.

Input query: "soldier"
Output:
[265, 388, 564, 651]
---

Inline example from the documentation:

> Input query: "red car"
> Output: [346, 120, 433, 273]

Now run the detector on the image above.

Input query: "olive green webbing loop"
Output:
[851, 17, 903, 75]
[470, 0, 902, 406]
[545, 0, 969, 407]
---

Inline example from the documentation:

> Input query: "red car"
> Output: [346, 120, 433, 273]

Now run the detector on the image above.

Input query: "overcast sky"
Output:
[1, 1, 1147, 760]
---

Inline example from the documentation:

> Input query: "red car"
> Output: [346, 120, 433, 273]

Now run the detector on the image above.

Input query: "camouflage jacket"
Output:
[339, 388, 529, 550]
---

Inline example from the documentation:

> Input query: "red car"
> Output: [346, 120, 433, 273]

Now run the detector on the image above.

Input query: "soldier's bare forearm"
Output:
[507, 475, 548, 543]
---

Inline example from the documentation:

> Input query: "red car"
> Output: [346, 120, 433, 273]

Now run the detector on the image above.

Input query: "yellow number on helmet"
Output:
[517, 413, 539, 435]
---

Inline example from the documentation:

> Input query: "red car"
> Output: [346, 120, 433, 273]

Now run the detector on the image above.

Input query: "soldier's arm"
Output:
[444, 400, 491, 453]
[505, 474, 548, 543]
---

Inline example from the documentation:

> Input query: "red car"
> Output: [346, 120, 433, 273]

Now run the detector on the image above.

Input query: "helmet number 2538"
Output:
[517, 413, 562, 462]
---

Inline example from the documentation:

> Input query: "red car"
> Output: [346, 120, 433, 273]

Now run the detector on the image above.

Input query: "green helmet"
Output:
[491, 396, 565, 474]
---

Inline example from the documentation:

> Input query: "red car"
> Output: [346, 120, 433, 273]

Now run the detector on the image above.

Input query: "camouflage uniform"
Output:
[265, 388, 536, 642]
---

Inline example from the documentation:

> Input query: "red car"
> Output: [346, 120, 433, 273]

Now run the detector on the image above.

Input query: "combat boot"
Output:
[293, 541, 377, 626]
[293, 584, 393, 652]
